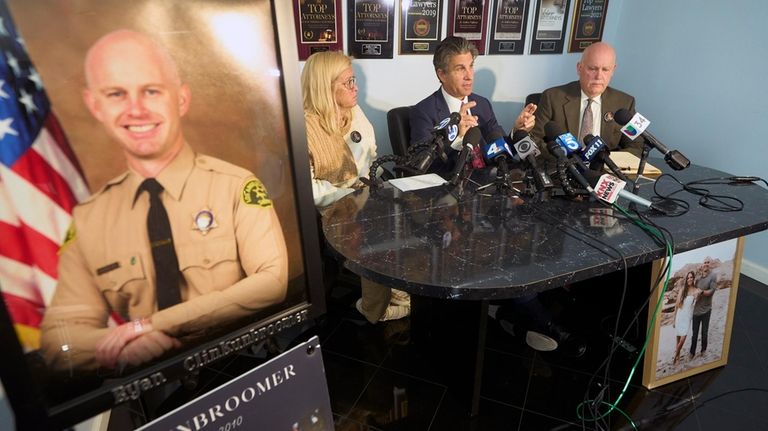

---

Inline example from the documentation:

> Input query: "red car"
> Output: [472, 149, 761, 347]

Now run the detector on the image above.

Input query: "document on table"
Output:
[388, 174, 446, 192]
[610, 152, 662, 178]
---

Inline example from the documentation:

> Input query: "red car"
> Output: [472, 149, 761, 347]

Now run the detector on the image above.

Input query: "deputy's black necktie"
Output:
[139, 178, 181, 309]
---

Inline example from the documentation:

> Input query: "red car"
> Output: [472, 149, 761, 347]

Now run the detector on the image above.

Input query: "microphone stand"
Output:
[632, 144, 653, 195]
[476, 158, 521, 197]
[447, 146, 473, 198]
[522, 169, 549, 202]
[448, 166, 473, 199]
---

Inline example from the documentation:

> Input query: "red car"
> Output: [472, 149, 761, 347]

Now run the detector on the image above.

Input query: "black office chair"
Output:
[525, 92, 542, 106]
[386, 106, 412, 157]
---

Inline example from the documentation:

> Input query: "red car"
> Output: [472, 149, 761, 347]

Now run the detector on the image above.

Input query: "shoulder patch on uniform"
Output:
[59, 223, 76, 254]
[242, 178, 272, 207]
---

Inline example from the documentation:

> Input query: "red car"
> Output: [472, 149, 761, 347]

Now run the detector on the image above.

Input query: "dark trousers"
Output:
[689, 310, 711, 355]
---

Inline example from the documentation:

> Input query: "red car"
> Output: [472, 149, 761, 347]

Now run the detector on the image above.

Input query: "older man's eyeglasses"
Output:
[339, 76, 357, 90]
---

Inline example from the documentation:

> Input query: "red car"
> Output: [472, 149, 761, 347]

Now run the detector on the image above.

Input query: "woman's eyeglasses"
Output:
[339, 76, 357, 90]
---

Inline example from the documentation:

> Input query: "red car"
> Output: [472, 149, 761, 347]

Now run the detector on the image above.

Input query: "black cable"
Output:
[529, 205, 631, 430]
[367, 154, 409, 185]
[614, 387, 768, 430]
[531, 201, 685, 430]
[574, 203, 676, 428]
[575, 214, 676, 428]
[651, 174, 753, 212]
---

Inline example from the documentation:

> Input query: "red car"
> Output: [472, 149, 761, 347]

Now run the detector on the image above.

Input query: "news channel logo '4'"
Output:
[485, 140, 513, 158]
[620, 112, 650, 140]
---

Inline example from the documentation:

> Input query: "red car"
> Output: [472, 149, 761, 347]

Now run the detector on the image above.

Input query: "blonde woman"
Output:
[673, 271, 700, 364]
[301, 51, 409, 323]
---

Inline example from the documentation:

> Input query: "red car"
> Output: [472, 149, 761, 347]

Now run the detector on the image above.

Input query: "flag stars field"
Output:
[19, 88, 36, 114]
[0, 117, 18, 139]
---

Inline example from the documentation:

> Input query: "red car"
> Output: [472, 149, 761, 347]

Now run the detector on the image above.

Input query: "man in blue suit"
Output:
[409, 37, 585, 356]
[409, 36, 536, 177]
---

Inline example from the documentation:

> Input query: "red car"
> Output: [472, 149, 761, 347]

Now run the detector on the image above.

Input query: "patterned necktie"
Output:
[139, 178, 181, 309]
[580, 98, 594, 142]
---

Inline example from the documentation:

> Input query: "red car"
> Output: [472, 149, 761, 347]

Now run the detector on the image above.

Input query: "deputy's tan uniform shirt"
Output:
[40, 144, 288, 370]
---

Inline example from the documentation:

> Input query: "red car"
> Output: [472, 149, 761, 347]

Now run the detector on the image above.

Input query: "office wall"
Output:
[610, 0, 768, 281]
[331, 1, 627, 157]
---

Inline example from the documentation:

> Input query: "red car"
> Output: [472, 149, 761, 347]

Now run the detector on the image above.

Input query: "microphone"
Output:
[482, 130, 514, 164]
[544, 122, 594, 193]
[408, 112, 462, 175]
[448, 127, 483, 186]
[583, 170, 668, 214]
[511, 131, 554, 189]
[550, 125, 582, 154]
[412, 148, 437, 174]
[580, 133, 606, 168]
[582, 134, 631, 182]
[544, 122, 590, 170]
[459, 125, 486, 169]
[613, 109, 690, 170]
[469, 143, 486, 169]
[432, 112, 461, 147]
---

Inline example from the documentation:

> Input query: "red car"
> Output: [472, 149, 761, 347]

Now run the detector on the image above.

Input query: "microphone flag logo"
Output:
[447, 124, 458, 142]
[595, 174, 626, 204]
[620, 112, 651, 140]
[557, 132, 581, 153]
[621, 124, 638, 137]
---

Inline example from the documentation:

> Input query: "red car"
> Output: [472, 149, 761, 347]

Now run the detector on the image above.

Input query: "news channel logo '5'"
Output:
[557, 133, 581, 153]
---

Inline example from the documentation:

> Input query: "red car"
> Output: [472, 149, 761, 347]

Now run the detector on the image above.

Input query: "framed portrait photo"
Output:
[642, 237, 744, 389]
[0, 0, 324, 428]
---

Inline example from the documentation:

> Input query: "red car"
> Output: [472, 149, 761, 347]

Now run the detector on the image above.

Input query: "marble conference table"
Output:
[320, 163, 768, 415]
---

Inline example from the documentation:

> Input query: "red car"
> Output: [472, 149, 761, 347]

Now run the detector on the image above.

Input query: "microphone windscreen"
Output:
[544, 121, 566, 142]
[486, 130, 506, 142]
[510, 130, 528, 143]
[584, 134, 596, 143]
[464, 126, 484, 147]
[613, 109, 634, 126]
[580, 169, 603, 188]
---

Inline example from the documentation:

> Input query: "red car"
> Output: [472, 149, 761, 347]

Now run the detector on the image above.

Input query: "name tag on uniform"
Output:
[96, 262, 120, 275]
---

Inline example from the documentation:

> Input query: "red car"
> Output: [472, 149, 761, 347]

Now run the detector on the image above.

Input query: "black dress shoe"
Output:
[546, 322, 587, 358]
[500, 319, 587, 357]
[498, 316, 560, 352]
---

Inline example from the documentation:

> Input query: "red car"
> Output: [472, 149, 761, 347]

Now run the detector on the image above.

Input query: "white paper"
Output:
[387, 173, 446, 192]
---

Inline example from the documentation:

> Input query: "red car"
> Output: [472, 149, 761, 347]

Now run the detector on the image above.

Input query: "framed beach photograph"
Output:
[642, 237, 744, 389]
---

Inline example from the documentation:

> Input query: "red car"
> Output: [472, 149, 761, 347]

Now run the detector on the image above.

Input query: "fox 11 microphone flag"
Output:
[0, 1, 89, 351]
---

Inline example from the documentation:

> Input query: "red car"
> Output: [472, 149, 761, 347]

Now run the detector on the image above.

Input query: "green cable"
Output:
[575, 203, 674, 430]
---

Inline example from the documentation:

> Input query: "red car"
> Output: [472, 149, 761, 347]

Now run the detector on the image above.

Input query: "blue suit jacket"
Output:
[410, 88, 506, 177]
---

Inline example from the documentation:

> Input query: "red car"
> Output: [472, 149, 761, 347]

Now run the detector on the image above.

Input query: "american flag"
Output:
[0, 1, 89, 351]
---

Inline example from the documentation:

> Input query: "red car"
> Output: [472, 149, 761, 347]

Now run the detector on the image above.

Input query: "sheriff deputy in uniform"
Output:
[40, 30, 289, 371]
